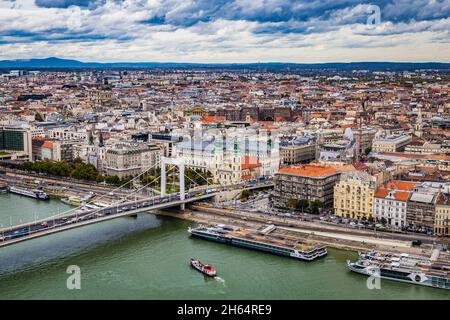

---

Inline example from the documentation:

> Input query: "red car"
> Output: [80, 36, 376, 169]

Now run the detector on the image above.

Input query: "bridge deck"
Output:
[0, 181, 273, 248]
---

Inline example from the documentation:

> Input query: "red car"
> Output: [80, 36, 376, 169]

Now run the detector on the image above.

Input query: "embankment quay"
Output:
[0, 170, 135, 200]
[161, 205, 447, 257]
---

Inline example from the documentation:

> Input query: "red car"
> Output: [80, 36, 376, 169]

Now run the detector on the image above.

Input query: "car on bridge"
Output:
[69, 217, 78, 224]
[10, 228, 29, 239]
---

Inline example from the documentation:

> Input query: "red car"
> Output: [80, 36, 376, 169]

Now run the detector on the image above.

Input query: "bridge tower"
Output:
[161, 157, 186, 210]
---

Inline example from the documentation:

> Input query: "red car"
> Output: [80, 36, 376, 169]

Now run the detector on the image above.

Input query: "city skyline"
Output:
[0, 0, 449, 63]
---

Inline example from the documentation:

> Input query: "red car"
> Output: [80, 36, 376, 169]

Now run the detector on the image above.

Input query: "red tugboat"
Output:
[190, 258, 217, 277]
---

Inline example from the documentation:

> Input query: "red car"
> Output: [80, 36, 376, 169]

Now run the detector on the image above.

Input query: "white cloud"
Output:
[0, 0, 448, 62]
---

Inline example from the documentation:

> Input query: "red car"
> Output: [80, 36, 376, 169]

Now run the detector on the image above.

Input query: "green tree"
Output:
[240, 189, 251, 201]
[105, 175, 120, 185]
[310, 200, 323, 215]
[364, 146, 372, 156]
[296, 199, 309, 213]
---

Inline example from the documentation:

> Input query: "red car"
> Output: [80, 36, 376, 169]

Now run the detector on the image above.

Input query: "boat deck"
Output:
[359, 251, 450, 280]
[204, 225, 325, 253]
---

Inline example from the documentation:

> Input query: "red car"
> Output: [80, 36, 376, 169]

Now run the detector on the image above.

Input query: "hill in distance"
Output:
[0, 57, 449, 71]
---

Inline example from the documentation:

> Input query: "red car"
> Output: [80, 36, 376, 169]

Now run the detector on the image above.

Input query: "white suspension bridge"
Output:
[0, 157, 273, 248]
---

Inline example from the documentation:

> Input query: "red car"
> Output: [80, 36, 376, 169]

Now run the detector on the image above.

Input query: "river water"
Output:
[0, 194, 448, 299]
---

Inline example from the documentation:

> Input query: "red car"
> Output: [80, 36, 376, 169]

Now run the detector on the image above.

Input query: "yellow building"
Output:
[435, 194, 450, 236]
[334, 171, 377, 220]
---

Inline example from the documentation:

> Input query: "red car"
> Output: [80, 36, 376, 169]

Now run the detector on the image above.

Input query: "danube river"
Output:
[0, 194, 448, 299]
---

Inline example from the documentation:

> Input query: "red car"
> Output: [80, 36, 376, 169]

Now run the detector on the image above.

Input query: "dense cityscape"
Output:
[1, 0, 450, 312]
[0, 65, 449, 299]
[1, 68, 450, 233]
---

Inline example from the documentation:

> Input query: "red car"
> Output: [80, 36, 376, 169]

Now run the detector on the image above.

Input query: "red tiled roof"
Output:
[394, 191, 410, 202]
[375, 187, 411, 202]
[279, 165, 337, 177]
[354, 161, 369, 171]
[201, 116, 225, 123]
[374, 188, 390, 198]
[242, 156, 261, 170]
[384, 180, 417, 191]
[375, 180, 416, 201]
[42, 141, 53, 149]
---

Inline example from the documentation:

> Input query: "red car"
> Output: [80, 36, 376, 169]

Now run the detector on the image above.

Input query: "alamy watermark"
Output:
[366, 266, 381, 290]
[66, 265, 81, 290]
[366, 4, 381, 28]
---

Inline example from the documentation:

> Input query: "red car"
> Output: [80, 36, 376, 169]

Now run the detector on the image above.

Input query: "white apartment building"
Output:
[48, 127, 87, 141]
[373, 181, 417, 228]
[30, 126, 45, 138]
[373, 189, 410, 227]
[105, 143, 160, 178]
[372, 134, 412, 153]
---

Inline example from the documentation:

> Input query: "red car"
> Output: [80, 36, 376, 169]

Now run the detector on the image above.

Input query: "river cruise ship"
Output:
[9, 186, 49, 200]
[347, 250, 449, 290]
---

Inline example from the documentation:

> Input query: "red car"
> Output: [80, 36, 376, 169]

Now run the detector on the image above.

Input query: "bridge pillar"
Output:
[179, 161, 185, 211]
[161, 157, 185, 210]
[161, 163, 167, 197]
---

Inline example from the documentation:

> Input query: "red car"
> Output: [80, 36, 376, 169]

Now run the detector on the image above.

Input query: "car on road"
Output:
[11, 228, 29, 239]
[41, 222, 49, 228]
[68, 217, 78, 223]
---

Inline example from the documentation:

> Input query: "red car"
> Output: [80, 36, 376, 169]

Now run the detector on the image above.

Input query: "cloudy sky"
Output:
[0, 0, 449, 62]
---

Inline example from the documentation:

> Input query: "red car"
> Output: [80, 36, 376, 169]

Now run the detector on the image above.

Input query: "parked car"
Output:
[412, 239, 422, 246]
